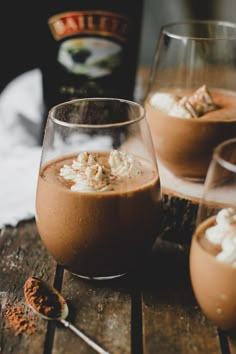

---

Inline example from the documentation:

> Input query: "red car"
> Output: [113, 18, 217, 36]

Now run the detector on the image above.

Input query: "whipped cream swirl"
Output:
[60, 152, 111, 192]
[59, 150, 143, 193]
[150, 85, 217, 119]
[205, 208, 236, 267]
[108, 150, 142, 178]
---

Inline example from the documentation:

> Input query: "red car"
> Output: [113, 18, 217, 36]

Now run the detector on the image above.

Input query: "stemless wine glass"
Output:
[35, 98, 161, 280]
[145, 20, 236, 181]
[190, 137, 236, 333]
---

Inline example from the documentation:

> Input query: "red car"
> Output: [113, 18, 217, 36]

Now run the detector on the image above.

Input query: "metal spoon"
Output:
[24, 277, 110, 354]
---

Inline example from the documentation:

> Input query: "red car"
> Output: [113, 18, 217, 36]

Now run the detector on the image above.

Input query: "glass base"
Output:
[72, 272, 127, 281]
[181, 176, 205, 183]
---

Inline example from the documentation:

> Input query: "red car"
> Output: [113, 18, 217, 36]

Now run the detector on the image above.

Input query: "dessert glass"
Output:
[189, 137, 236, 333]
[145, 20, 236, 181]
[36, 98, 161, 280]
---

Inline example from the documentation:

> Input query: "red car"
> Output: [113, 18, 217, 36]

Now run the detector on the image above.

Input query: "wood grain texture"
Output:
[141, 244, 222, 354]
[52, 271, 132, 354]
[1, 219, 233, 354]
[0, 220, 57, 354]
[157, 161, 202, 249]
[160, 193, 198, 248]
[228, 337, 236, 354]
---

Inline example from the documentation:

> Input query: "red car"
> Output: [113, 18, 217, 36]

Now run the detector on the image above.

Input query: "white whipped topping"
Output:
[168, 97, 194, 119]
[150, 85, 217, 119]
[71, 152, 102, 170]
[204, 208, 236, 267]
[72, 164, 112, 192]
[150, 92, 180, 114]
[60, 152, 112, 192]
[108, 150, 142, 178]
[59, 150, 143, 193]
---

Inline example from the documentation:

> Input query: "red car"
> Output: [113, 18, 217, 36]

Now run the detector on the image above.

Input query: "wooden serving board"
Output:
[156, 162, 204, 249]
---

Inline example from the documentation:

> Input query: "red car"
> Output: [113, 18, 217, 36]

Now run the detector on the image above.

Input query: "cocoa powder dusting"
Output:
[3, 277, 64, 336]
[4, 303, 36, 336]
[24, 277, 63, 319]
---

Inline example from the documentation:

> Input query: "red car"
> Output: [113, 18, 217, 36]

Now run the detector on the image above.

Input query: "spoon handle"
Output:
[60, 319, 110, 354]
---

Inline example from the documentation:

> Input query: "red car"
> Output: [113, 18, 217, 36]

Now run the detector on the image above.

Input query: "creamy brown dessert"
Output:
[36, 150, 161, 278]
[145, 87, 236, 180]
[190, 208, 236, 331]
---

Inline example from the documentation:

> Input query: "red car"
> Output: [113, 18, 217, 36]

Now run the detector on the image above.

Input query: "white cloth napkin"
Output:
[0, 69, 44, 228]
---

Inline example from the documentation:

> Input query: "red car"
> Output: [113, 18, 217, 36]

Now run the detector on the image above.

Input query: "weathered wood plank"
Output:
[52, 271, 132, 354]
[228, 336, 236, 354]
[141, 245, 222, 354]
[0, 220, 57, 354]
[1, 218, 228, 354]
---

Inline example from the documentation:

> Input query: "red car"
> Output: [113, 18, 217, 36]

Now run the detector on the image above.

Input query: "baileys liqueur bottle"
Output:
[41, 1, 144, 121]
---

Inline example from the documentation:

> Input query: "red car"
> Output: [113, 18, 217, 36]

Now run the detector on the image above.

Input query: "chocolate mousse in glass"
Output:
[190, 138, 236, 333]
[190, 209, 236, 332]
[145, 20, 236, 181]
[36, 98, 162, 280]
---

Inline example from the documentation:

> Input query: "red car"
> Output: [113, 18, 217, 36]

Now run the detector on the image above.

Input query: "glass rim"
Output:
[161, 19, 236, 40]
[48, 97, 145, 128]
[213, 137, 236, 173]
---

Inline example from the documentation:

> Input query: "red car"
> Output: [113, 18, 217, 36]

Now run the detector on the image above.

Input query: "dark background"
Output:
[0, 0, 230, 93]
[0, 2, 44, 92]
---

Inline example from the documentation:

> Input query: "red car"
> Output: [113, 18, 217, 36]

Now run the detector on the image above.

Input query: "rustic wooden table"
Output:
[1, 219, 236, 354]
[1, 65, 236, 353]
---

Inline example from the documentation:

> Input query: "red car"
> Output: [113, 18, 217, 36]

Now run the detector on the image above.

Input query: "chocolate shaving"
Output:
[188, 84, 218, 116]
[167, 85, 218, 118]
[169, 96, 197, 118]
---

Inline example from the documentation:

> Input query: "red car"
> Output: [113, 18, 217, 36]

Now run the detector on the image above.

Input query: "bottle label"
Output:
[48, 11, 129, 43]
[43, 6, 141, 108]
[46, 10, 132, 100]
[48, 11, 129, 79]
